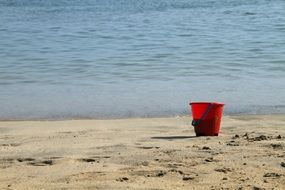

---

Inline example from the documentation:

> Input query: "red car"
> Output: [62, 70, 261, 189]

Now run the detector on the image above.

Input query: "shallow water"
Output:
[0, 0, 285, 119]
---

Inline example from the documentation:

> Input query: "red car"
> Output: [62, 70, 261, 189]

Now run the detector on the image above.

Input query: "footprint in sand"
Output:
[0, 158, 15, 168]
[245, 134, 281, 142]
[78, 158, 97, 163]
[182, 175, 195, 181]
[0, 143, 21, 147]
[167, 163, 185, 168]
[131, 170, 167, 178]
[78, 156, 111, 163]
[226, 140, 240, 146]
[243, 134, 283, 143]
[137, 146, 160, 150]
[29, 160, 54, 166]
[17, 158, 35, 162]
[91, 156, 111, 159]
[16, 158, 55, 166]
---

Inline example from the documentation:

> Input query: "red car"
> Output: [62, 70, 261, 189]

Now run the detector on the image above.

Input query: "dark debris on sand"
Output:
[232, 134, 240, 139]
[205, 157, 214, 162]
[270, 143, 283, 149]
[80, 158, 96, 163]
[263, 172, 282, 178]
[182, 176, 195, 181]
[241, 133, 283, 142]
[243, 133, 249, 139]
[145, 171, 167, 178]
[156, 171, 166, 177]
[253, 135, 268, 141]
[214, 167, 233, 173]
[252, 186, 265, 190]
[168, 169, 184, 175]
[116, 177, 129, 182]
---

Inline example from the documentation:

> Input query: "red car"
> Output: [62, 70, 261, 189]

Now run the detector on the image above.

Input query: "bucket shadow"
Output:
[151, 135, 197, 140]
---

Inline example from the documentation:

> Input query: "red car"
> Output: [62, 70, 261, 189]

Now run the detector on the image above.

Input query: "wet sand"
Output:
[0, 115, 285, 189]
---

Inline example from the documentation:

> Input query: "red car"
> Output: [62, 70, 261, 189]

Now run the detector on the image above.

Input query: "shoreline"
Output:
[1, 113, 285, 122]
[1, 114, 284, 189]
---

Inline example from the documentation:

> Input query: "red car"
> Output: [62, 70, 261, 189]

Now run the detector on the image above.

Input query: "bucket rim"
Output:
[189, 101, 225, 106]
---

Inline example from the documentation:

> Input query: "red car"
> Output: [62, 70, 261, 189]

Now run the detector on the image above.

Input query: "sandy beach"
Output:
[0, 115, 284, 190]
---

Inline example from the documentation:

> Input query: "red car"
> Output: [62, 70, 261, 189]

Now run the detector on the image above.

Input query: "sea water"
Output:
[0, 0, 285, 119]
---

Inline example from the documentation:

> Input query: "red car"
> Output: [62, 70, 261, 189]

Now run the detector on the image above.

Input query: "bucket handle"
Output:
[191, 103, 214, 127]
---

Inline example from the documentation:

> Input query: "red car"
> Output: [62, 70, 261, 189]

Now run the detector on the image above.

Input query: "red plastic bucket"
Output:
[190, 102, 224, 136]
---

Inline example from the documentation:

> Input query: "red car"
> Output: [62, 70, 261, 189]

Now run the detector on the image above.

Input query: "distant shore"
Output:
[0, 114, 284, 189]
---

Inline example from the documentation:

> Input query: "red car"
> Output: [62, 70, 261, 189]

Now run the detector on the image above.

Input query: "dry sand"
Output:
[0, 115, 284, 190]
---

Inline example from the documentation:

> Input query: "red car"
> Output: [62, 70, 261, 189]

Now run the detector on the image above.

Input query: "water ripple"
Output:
[0, 0, 285, 119]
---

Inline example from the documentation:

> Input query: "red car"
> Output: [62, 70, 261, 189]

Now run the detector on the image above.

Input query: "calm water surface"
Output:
[0, 0, 285, 119]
